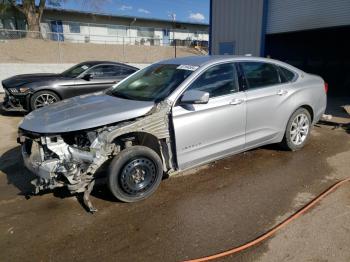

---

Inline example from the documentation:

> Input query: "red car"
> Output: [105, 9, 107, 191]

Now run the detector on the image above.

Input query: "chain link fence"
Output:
[0, 29, 208, 64]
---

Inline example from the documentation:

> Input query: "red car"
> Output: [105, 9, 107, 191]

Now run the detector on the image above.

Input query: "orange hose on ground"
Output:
[184, 178, 350, 262]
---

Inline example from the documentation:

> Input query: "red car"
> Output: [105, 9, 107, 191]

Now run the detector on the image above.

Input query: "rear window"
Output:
[121, 67, 137, 75]
[279, 66, 297, 83]
[240, 62, 281, 89]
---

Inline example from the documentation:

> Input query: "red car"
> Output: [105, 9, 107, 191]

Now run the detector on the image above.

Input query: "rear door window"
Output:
[240, 62, 281, 89]
[120, 67, 137, 75]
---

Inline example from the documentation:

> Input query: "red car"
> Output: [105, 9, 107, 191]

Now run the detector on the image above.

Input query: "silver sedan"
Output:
[19, 56, 327, 209]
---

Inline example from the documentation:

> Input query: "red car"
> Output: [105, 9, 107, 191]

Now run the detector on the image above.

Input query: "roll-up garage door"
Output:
[267, 0, 350, 34]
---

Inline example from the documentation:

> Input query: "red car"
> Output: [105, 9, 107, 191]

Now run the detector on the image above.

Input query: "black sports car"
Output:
[1, 61, 138, 112]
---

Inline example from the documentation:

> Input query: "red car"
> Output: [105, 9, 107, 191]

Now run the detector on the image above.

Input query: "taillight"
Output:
[324, 82, 328, 93]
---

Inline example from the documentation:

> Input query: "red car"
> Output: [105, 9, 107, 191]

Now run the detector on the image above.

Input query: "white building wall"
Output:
[40, 17, 208, 46]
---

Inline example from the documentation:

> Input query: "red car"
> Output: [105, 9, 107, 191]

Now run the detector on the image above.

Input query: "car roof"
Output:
[81, 61, 138, 70]
[158, 55, 303, 73]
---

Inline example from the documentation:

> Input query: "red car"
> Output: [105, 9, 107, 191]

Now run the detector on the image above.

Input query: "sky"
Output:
[59, 0, 209, 24]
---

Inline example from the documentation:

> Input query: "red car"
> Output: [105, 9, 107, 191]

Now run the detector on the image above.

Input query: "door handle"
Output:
[229, 98, 244, 105]
[277, 89, 288, 96]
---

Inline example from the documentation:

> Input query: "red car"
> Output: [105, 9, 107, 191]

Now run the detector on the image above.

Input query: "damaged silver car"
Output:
[18, 56, 327, 212]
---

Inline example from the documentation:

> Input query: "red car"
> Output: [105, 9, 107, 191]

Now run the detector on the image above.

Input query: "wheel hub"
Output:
[120, 157, 156, 196]
[131, 168, 146, 184]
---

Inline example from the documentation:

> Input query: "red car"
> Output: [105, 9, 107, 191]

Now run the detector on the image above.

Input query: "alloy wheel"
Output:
[290, 113, 310, 145]
[34, 93, 57, 109]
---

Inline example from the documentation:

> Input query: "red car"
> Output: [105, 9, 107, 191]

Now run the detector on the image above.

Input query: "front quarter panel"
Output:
[28, 79, 76, 99]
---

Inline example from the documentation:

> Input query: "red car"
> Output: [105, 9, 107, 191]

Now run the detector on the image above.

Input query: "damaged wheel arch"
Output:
[18, 101, 177, 211]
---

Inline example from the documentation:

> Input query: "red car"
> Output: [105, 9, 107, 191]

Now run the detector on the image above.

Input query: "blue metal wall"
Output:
[210, 0, 265, 56]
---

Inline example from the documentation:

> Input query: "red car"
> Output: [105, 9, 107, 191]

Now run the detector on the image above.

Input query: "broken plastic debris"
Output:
[322, 114, 332, 121]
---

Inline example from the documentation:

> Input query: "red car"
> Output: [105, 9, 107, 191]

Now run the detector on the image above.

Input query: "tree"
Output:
[10, 0, 47, 32]
[8, 0, 105, 34]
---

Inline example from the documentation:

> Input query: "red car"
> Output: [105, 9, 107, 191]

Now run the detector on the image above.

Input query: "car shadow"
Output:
[0, 146, 36, 196]
[345, 123, 350, 134]
[0, 146, 80, 198]
[317, 120, 350, 133]
[260, 143, 288, 152]
[89, 184, 116, 202]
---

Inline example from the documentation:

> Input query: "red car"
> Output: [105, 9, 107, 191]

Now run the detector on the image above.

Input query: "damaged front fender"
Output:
[19, 100, 176, 212]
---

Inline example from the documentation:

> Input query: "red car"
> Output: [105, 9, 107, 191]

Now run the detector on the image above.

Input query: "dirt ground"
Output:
[0, 38, 201, 64]
[0, 96, 350, 262]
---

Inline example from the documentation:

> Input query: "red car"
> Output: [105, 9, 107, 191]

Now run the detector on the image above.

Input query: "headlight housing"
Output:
[9, 88, 19, 94]
[19, 87, 30, 93]
[8, 87, 30, 94]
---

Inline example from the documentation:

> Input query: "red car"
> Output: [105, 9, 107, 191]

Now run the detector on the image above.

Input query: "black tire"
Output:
[108, 146, 163, 202]
[281, 108, 312, 151]
[30, 90, 60, 110]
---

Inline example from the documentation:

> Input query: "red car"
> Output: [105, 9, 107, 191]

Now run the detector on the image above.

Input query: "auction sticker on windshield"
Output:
[177, 65, 199, 71]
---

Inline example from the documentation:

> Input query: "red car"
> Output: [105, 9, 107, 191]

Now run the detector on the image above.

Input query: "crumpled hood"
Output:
[20, 92, 155, 133]
[2, 73, 66, 88]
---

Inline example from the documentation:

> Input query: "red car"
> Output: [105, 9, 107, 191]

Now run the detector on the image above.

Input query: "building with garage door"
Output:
[210, 0, 350, 96]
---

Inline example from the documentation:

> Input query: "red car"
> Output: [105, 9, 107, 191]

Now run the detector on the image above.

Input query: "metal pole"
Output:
[123, 36, 125, 62]
[171, 13, 176, 58]
[57, 32, 62, 63]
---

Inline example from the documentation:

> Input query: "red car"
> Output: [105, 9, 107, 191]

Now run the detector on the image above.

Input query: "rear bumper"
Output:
[314, 94, 327, 124]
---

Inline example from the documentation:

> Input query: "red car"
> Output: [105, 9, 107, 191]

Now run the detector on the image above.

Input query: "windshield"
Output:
[107, 64, 196, 101]
[61, 63, 93, 78]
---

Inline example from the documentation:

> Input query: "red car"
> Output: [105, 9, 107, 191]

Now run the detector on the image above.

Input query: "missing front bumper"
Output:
[2, 93, 28, 112]
[19, 133, 110, 212]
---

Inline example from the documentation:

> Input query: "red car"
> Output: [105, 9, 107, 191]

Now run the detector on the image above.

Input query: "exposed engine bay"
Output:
[18, 102, 175, 212]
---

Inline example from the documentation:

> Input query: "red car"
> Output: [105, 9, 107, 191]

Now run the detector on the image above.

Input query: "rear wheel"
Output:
[108, 146, 163, 202]
[281, 108, 311, 151]
[31, 91, 60, 110]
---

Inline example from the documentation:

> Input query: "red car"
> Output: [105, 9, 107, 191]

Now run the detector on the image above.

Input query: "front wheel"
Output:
[30, 91, 60, 110]
[108, 146, 164, 202]
[281, 108, 312, 151]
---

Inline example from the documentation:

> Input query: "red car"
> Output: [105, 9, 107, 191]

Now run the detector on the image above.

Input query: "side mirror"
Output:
[180, 90, 209, 104]
[82, 73, 93, 81]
